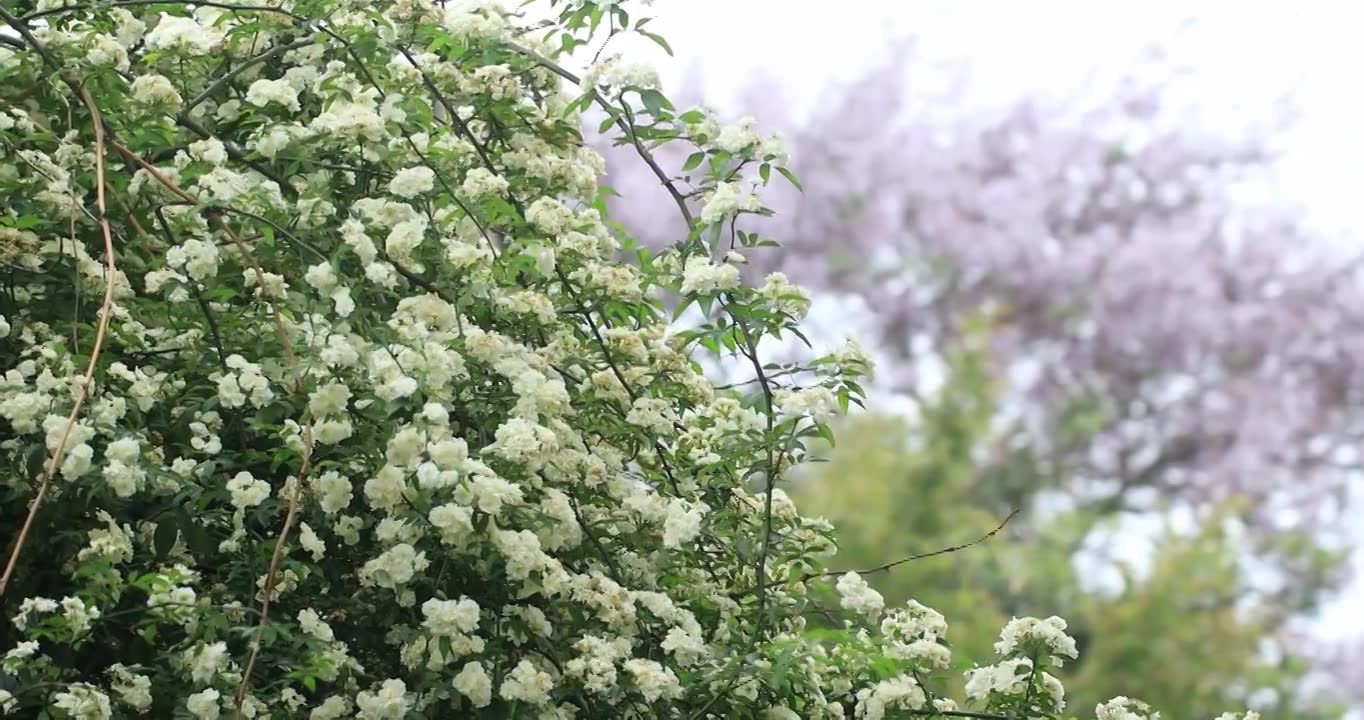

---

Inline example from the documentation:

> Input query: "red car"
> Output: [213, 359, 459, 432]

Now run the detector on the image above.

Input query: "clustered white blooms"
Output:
[0, 0, 1266, 718]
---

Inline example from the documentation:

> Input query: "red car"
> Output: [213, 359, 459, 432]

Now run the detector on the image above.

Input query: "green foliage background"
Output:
[795, 343, 1345, 719]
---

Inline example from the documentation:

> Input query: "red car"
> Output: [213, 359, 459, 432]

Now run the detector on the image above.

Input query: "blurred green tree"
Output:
[796, 341, 1346, 719]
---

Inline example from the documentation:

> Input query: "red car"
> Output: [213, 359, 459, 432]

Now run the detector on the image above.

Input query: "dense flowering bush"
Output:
[0, 0, 1264, 717]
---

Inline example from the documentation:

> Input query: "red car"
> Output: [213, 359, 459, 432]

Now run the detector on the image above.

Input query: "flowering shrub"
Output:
[0, 0, 1261, 717]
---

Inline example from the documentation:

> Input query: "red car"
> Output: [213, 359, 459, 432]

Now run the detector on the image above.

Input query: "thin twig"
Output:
[508, 42, 695, 228]
[232, 446, 310, 715]
[56, 64, 313, 708]
[0, 6, 118, 602]
[186, 38, 315, 111]
[802, 508, 1020, 582]
[214, 218, 313, 718]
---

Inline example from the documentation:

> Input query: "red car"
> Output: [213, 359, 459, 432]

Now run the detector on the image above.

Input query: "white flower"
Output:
[386, 426, 427, 467]
[429, 503, 475, 543]
[297, 608, 335, 641]
[493, 529, 547, 580]
[623, 658, 681, 702]
[774, 386, 840, 424]
[526, 197, 575, 235]
[130, 74, 183, 107]
[304, 262, 338, 291]
[460, 167, 509, 198]
[356, 679, 412, 720]
[421, 596, 480, 637]
[468, 472, 523, 515]
[661, 626, 707, 666]
[715, 116, 761, 154]
[964, 658, 1063, 711]
[52, 684, 113, 720]
[700, 181, 761, 224]
[584, 53, 659, 90]
[186, 688, 221, 720]
[14, 597, 59, 630]
[60, 595, 100, 637]
[86, 34, 130, 71]
[4, 640, 39, 664]
[245, 78, 301, 112]
[299, 522, 326, 560]
[310, 696, 351, 720]
[187, 641, 229, 684]
[491, 418, 557, 464]
[881, 600, 951, 668]
[855, 675, 926, 720]
[385, 217, 428, 258]
[310, 99, 386, 141]
[188, 138, 228, 166]
[836, 572, 884, 617]
[144, 13, 224, 55]
[331, 286, 356, 317]
[758, 272, 811, 318]
[226, 471, 271, 508]
[453, 660, 493, 707]
[388, 166, 436, 198]
[662, 498, 707, 548]
[215, 355, 273, 409]
[112, 10, 147, 47]
[995, 616, 1078, 665]
[499, 659, 555, 705]
[104, 436, 141, 463]
[359, 543, 429, 589]
[680, 257, 740, 295]
[309, 382, 352, 416]
[165, 237, 220, 281]
[311, 471, 353, 514]
[1097, 697, 1159, 720]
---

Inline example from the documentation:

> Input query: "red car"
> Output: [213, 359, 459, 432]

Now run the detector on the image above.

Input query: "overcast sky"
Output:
[603, 1, 1364, 241]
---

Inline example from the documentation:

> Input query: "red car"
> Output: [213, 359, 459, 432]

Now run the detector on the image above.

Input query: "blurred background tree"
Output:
[795, 333, 1345, 718]
[603, 29, 1362, 714]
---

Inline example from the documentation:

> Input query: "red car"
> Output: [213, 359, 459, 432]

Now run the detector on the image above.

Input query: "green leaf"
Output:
[682, 151, 705, 172]
[776, 166, 803, 191]
[178, 510, 216, 557]
[760, 163, 771, 184]
[153, 516, 178, 559]
[815, 422, 836, 447]
[640, 30, 673, 56]
[639, 89, 665, 116]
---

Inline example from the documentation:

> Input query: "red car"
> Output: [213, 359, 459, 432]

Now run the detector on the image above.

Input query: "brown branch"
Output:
[802, 508, 1020, 583]
[507, 42, 695, 228]
[210, 219, 313, 718]
[231, 444, 310, 715]
[186, 38, 316, 111]
[0, 7, 119, 603]
[8, 23, 314, 697]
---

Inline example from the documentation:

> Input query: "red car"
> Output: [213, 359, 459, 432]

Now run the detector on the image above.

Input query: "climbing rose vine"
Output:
[0, 0, 1263, 718]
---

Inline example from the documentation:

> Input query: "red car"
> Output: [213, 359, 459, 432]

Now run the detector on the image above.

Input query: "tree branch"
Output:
[507, 42, 695, 229]
[801, 508, 1019, 583]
